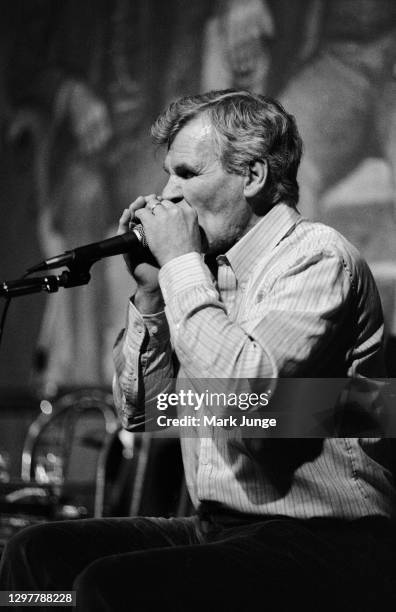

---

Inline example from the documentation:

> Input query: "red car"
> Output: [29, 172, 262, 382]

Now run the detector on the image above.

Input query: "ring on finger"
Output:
[149, 201, 162, 214]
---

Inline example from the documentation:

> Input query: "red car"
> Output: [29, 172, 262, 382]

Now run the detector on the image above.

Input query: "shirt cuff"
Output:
[126, 299, 169, 347]
[159, 252, 215, 302]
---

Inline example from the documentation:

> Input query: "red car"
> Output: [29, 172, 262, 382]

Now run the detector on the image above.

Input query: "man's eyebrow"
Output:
[162, 161, 197, 174]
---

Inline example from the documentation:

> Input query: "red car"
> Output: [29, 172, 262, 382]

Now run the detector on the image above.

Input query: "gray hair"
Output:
[151, 89, 303, 208]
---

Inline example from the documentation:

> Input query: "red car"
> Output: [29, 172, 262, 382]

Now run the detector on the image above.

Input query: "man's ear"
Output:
[243, 159, 268, 198]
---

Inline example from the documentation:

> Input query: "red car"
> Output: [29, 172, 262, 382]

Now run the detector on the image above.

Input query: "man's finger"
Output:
[128, 196, 147, 215]
[134, 207, 153, 222]
[176, 199, 199, 219]
[117, 209, 131, 235]
[145, 193, 160, 203]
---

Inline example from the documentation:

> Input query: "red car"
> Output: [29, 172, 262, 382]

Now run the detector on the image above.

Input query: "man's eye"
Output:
[178, 170, 195, 179]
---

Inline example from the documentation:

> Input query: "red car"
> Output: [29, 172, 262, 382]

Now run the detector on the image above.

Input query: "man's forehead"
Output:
[166, 115, 216, 164]
[179, 114, 213, 141]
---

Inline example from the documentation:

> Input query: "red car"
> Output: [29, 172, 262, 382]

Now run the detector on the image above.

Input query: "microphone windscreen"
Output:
[130, 223, 148, 248]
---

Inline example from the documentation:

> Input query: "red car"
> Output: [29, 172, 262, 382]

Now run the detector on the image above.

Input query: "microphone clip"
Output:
[59, 267, 92, 288]
[1, 269, 92, 299]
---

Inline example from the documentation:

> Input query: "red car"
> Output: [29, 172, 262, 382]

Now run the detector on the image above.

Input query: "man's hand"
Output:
[118, 196, 163, 314]
[134, 198, 202, 267]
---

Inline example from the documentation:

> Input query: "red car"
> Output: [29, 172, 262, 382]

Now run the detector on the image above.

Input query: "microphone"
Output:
[27, 225, 148, 273]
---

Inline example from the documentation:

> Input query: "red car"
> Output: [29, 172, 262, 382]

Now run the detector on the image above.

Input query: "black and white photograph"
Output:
[0, 1, 396, 609]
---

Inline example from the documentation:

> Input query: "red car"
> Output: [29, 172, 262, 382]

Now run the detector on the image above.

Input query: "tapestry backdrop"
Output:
[0, 0, 395, 394]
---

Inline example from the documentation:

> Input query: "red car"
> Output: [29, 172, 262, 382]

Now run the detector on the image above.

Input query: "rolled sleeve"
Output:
[113, 299, 174, 430]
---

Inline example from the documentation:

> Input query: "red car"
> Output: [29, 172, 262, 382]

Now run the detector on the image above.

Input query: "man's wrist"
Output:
[133, 288, 164, 314]
[159, 252, 215, 302]
[158, 248, 201, 268]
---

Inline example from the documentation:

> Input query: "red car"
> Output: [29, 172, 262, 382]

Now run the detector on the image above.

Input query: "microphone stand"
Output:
[0, 267, 92, 298]
[0, 258, 101, 348]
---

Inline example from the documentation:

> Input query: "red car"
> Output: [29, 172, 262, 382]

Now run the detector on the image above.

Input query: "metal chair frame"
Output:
[21, 388, 119, 517]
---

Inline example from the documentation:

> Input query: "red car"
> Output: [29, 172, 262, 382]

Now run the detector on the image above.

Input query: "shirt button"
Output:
[216, 255, 228, 267]
[151, 326, 158, 335]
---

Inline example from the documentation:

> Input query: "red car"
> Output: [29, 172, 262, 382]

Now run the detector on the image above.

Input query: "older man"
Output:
[1, 90, 396, 611]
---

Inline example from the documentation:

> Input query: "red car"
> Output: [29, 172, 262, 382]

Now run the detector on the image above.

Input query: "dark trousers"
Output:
[0, 513, 395, 611]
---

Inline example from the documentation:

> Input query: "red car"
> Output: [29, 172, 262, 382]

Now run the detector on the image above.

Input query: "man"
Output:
[1, 90, 396, 610]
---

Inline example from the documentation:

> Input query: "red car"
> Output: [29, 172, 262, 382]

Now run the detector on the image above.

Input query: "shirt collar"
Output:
[219, 203, 302, 281]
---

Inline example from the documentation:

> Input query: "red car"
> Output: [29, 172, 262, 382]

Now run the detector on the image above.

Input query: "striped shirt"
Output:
[113, 203, 396, 518]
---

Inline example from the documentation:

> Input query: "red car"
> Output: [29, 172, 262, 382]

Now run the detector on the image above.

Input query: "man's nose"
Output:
[161, 176, 183, 203]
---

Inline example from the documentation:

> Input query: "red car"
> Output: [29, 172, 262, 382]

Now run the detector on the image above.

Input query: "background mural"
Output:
[0, 0, 395, 397]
